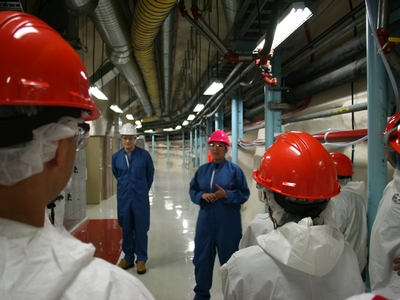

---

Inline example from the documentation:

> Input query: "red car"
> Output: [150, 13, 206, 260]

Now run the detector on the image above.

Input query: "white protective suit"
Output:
[331, 181, 368, 273]
[239, 201, 337, 250]
[345, 293, 400, 300]
[0, 217, 155, 300]
[370, 168, 400, 298]
[221, 217, 364, 300]
[239, 213, 274, 249]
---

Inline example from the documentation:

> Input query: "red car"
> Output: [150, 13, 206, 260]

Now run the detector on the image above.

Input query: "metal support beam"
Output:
[366, 0, 390, 290]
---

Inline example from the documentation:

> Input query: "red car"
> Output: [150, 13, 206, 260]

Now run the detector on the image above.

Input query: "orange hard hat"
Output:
[0, 11, 100, 121]
[383, 113, 400, 155]
[330, 152, 354, 177]
[252, 131, 340, 201]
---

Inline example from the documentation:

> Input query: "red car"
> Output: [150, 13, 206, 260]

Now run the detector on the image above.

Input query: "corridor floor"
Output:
[85, 162, 224, 300]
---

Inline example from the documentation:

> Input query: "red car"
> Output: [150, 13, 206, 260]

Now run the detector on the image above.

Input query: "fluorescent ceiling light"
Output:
[126, 114, 134, 120]
[163, 128, 174, 131]
[144, 129, 153, 133]
[90, 86, 108, 100]
[204, 81, 223, 95]
[110, 104, 123, 113]
[182, 120, 189, 126]
[136, 124, 142, 129]
[187, 114, 195, 121]
[193, 104, 204, 112]
[135, 120, 141, 126]
[255, 2, 313, 51]
[175, 125, 182, 130]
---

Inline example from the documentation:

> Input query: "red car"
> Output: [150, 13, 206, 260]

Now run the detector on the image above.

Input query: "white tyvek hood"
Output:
[341, 181, 365, 195]
[256, 217, 345, 276]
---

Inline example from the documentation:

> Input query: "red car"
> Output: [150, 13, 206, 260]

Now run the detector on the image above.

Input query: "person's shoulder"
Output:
[112, 148, 123, 157]
[76, 258, 155, 299]
[223, 160, 243, 170]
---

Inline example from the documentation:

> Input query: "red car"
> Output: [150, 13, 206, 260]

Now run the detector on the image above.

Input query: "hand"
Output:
[202, 193, 217, 203]
[393, 258, 400, 275]
[214, 184, 227, 200]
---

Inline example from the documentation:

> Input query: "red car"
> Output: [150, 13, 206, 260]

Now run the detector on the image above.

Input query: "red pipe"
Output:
[312, 129, 367, 143]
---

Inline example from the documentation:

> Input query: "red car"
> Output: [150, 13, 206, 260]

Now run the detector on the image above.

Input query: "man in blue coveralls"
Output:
[189, 129, 250, 300]
[112, 123, 155, 275]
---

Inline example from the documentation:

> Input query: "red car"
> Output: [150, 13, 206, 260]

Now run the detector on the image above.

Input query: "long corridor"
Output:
[86, 161, 224, 300]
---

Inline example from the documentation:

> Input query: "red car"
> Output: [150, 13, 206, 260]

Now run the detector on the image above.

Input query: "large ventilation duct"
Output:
[131, 0, 177, 119]
[64, 0, 154, 118]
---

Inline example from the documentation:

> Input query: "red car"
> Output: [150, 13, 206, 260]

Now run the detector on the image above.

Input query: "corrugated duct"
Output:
[131, 0, 177, 119]
[63, 0, 154, 118]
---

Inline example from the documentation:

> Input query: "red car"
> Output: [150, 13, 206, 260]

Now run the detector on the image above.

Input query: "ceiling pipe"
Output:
[282, 2, 365, 70]
[255, 0, 281, 87]
[63, 0, 154, 117]
[312, 129, 367, 143]
[131, 0, 177, 119]
[203, 62, 255, 119]
[221, 0, 242, 30]
[63, 0, 98, 15]
[284, 34, 367, 87]
[178, 3, 227, 55]
[283, 102, 368, 124]
[284, 57, 367, 103]
[159, 7, 178, 116]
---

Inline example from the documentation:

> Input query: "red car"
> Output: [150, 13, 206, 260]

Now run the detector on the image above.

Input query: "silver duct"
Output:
[160, 7, 177, 116]
[63, 0, 153, 121]
[221, 0, 242, 30]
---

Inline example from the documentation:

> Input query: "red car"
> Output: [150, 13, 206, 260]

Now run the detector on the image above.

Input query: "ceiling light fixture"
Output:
[187, 114, 195, 121]
[193, 103, 204, 112]
[126, 114, 134, 120]
[90, 86, 108, 100]
[110, 104, 123, 113]
[203, 81, 223, 95]
[255, 2, 313, 51]
[182, 120, 189, 126]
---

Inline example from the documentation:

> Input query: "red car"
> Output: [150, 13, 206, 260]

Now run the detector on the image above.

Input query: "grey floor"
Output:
[87, 161, 224, 300]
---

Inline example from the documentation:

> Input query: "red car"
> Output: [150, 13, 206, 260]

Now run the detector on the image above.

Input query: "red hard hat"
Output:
[252, 131, 340, 201]
[383, 113, 400, 154]
[0, 11, 100, 121]
[208, 129, 231, 146]
[330, 152, 354, 177]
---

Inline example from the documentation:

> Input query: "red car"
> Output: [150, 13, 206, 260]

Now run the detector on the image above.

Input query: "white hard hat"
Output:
[120, 123, 137, 135]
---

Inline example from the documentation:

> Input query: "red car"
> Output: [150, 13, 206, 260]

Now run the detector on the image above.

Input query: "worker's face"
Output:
[121, 135, 136, 152]
[209, 142, 228, 164]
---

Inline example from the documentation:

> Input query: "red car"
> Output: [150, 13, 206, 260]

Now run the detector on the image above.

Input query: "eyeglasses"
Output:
[122, 136, 136, 141]
[209, 143, 226, 149]
[76, 122, 90, 152]
[256, 183, 273, 204]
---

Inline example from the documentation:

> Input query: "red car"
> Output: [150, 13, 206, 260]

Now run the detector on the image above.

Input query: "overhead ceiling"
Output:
[2, 0, 399, 141]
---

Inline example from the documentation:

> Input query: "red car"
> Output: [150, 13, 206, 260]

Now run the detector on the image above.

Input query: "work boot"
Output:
[117, 258, 134, 270]
[136, 260, 146, 274]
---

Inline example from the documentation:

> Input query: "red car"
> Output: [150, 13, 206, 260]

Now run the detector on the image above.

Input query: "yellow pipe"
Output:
[131, 0, 177, 119]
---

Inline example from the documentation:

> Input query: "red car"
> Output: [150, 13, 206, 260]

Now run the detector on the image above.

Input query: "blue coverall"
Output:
[112, 146, 154, 263]
[189, 159, 250, 300]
